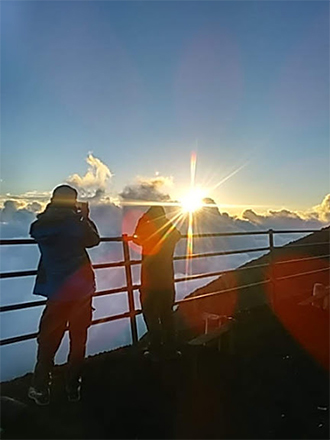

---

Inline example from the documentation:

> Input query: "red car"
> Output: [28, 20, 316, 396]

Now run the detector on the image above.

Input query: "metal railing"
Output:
[0, 228, 329, 347]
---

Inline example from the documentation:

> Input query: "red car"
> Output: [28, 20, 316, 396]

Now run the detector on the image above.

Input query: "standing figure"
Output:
[28, 185, 100, 405]
[133, 206, 181, 360]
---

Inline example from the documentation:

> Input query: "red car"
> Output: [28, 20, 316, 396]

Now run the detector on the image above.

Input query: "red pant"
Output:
[33, 296, 93, 390]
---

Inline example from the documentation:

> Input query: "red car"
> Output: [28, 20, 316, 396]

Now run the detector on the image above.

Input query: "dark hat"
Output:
[51, 185, 78, 206]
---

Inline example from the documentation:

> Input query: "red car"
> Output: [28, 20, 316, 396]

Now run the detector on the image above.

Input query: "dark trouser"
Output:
[140, 288, 175, 351]
[33, 296, 93, 391]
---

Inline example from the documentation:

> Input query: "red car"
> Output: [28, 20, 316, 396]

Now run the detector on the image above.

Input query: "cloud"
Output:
[242, 194, 330, 230]
[242, 207, 319, 230]
[119, 175, 173, 203]
[25, 202, 43, 213]
[67, 153, 113, 199]
[310, 194, 330, 223]
[0, 200, 36, 238]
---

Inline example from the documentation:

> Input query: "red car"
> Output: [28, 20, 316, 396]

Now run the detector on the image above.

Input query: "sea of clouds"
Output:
[0, 154, 329, 381]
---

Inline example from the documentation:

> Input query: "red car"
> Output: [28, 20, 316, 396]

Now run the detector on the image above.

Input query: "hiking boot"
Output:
[66, 384, 81, 402]
[28, 386, 50, 406]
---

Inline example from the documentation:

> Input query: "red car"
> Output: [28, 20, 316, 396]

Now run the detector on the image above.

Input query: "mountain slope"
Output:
[176, 226, 329, 369]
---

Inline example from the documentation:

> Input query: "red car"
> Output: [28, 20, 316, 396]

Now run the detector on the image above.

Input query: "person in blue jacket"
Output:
[133, 206, 182, 360]
[28, 185, 100, 405]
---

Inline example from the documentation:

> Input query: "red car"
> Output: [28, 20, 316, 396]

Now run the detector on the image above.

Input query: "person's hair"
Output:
[50, 185, 78, 207]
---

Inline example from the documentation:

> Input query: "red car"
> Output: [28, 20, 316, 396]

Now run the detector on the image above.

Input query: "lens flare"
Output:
[180, 187, 206, 213]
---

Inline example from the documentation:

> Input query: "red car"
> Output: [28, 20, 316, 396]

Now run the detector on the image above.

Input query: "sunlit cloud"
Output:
[119, 174, 174, 205]
[67, 153, 113, 200]
[242, 195, 330, 230]
[310, 194, 330, 223]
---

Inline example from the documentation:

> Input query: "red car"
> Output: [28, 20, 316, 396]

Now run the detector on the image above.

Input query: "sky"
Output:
[1, 0, 329, 216]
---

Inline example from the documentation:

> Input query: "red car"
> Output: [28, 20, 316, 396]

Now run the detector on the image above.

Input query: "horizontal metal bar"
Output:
[274, 241, 329, 250]
[175, 271, 224, 283]
[174, 280, 271, 305]
[0, 237, 124, 246]
[93, 287, 129, 298]
[276, 267, 329, 281]
[91, 311, 131, 325]
[0, 332, 39, 346]
[0, 300, 47, 313]
[93, 285, 141, 297]
[0, 248, 270, 279]
[0, 270, 38, 279]
[174, 263, 270, 283]
[93, 261, 126, 270]
[0, 239, 36, 245]
[95, 259, 141, 268]
[0, 259, 143, 279]
[0, 283, 143, 313]
[180, 230, 271, 238]
[174, 246, 270, 261]
[0, 229, 320, 247]
[100, 237, 125, 243]
[271, 229, 319, 235]
[91, 309, 142, 326]
[0, 309, 143, 346]
[275, 254, 330, 265]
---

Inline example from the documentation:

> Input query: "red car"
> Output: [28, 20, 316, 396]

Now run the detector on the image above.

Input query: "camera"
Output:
[76, 201, 89, 216]
[77, 201, 88, 210]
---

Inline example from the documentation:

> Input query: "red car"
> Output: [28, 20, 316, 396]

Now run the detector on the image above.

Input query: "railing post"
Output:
[268, 229, 276, 309]
[122, 234, 138, 345]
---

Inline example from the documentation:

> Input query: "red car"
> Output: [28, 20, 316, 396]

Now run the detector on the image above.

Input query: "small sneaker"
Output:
[143, 350, 160, 362]
[28, 386, 50, 406]
[165, 349, 182, 360]
[66, 384, 81, 402]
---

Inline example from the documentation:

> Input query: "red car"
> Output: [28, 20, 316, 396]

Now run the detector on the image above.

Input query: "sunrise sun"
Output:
[180, 187, 206, 213]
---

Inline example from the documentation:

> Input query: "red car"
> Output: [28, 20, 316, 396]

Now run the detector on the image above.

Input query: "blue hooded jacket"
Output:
[30, 204, 100, 301]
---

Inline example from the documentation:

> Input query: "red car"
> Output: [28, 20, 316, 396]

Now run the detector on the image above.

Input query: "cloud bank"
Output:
[119, 175, 173, 203]
[0, 153, 329, 238]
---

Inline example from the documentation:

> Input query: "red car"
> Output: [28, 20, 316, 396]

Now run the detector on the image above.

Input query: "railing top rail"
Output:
[270, 229, 321, 234]
[0, 239, 36, 245]
[181, 231, 271, 238]
[0, 228, 322, 246]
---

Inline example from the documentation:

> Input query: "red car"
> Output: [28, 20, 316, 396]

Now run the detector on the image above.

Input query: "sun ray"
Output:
[185, 211, 194, 275]
[208, 161, 249, 192]
[120, 199, 181, 208]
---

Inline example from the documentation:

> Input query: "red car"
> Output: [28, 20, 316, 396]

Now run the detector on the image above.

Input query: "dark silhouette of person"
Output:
[28, 185, 100, 405]
[133, 206, 181, 360]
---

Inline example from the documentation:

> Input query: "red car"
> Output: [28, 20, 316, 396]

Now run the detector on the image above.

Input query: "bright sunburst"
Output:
[180, 187, 206, 213]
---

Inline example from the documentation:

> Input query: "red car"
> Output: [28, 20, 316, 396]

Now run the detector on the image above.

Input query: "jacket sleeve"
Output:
[82, 218, 101, 248]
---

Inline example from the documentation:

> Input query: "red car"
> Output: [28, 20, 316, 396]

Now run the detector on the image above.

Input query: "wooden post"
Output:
[122, 234, 138, 345]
